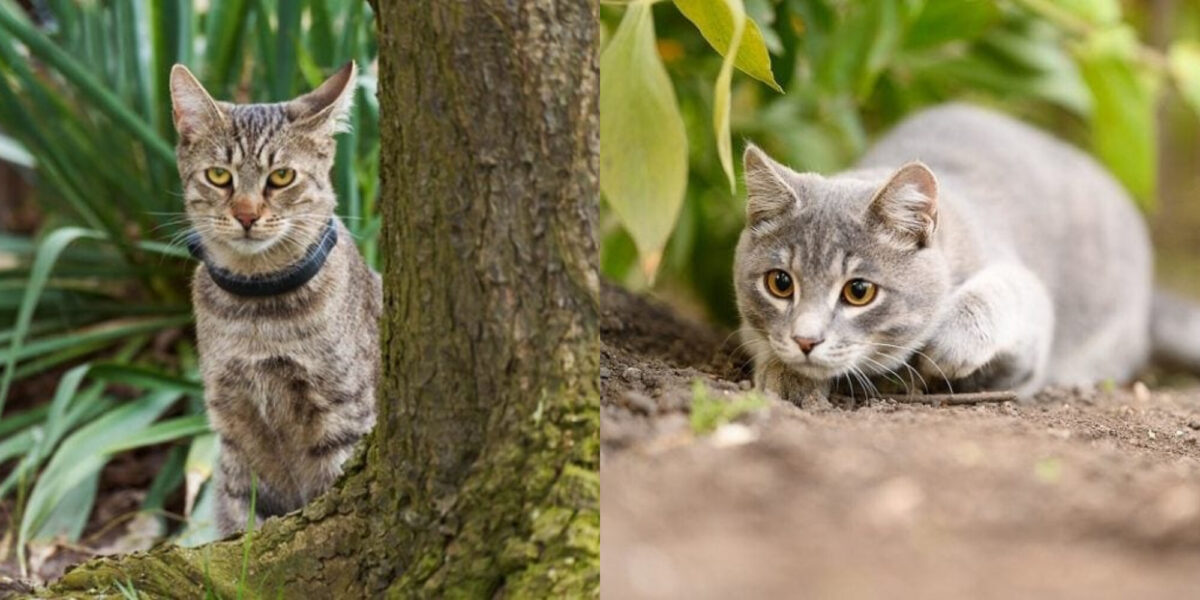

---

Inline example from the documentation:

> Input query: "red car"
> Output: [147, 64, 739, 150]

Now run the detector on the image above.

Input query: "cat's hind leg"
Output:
[917, 262, 1054, 396]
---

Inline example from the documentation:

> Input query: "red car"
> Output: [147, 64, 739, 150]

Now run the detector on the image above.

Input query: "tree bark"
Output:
[41, 1, 599, 597]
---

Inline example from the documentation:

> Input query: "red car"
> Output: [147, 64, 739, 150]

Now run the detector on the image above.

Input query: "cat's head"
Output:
[734, 145, 951, 384]
[169, 62, 356, 266]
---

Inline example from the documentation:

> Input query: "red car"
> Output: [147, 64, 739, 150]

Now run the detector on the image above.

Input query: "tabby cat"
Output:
[736, 104, 1200, 403]
[170, 62, 381, 535]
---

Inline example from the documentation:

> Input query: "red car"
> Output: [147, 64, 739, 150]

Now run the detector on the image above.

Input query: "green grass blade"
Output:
[203, 0, 252, 95]
[0, 315, 193, 366]
[272, 0, 302, 99]
[90, 363, 204, 396]
[0, 228, 106, 414]
[0, 4, 174, 164]
[103, 414, 210, 455]
[0, 404, 48, 439]
[0, 428, 35, 464]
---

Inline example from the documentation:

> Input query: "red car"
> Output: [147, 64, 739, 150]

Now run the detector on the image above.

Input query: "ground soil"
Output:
[600, 286, 1200, 600]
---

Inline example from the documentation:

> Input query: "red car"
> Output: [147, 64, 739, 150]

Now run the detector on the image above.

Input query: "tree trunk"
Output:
[43, 1, 599, 597]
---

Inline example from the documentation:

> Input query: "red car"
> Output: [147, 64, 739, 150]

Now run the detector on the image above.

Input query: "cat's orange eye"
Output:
[267, 168, 296, 188]
[764, 270, 794, 299]
[205, 167, 232, 187]
[841, 279, 877, 306]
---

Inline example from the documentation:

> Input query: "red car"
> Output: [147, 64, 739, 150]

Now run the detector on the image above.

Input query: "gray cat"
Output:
[170, 62, 381, 535]
[735, 103, 1200, 402]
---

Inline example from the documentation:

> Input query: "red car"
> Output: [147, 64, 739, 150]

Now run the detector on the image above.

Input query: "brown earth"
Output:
[600, 286, 1200, 600]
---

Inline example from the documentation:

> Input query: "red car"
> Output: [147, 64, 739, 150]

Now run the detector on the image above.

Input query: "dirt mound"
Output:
[601, 287, 1200, 599]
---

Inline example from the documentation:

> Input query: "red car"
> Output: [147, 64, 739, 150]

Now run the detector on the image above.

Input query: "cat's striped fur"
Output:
[170, 63, 380, 535]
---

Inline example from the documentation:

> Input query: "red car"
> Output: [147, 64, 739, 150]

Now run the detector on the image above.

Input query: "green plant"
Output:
[0, 0, 377, 574]
[599, 0, 1200, 324]
[689, 379, 768, 434]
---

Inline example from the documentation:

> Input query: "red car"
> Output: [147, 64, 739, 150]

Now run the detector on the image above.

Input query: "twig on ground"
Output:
[831, 390, 1018, 407]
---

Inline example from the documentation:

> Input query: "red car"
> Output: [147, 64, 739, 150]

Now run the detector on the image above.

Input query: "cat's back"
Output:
[858, 103, 1152, 385]
[859, 104, 1138, 221]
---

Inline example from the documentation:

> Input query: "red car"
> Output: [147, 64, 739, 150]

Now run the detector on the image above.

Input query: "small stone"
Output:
[738, 380, 753, 391]
[1189, 420, 1200, 431]
[711, 423, 757, 447]
[622, 367, 642, 382]
[599, 367, 611, 379]
[1148, 429, 1157, 440]
[1133, 381, 1151, 403]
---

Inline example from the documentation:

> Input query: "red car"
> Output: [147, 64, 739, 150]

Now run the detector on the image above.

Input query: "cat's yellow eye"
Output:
[267, 168, 296, 188]
[842, 279, 877, 306]
[205, 167, 232, 187]
[764, 269, 794, 299]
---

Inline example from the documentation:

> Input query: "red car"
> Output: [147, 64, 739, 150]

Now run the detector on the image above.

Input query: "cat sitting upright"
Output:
[735, 103, 1200, 402]
[170, 62, 381, 535]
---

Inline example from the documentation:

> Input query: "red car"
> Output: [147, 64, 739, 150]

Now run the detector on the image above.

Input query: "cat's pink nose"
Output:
[793, 337, 824, 355]
[234, 212, 259, 231]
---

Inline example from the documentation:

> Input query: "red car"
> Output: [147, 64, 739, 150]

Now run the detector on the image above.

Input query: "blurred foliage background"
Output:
[0, 0, 376, 577]
[598, 0, 1200, 328]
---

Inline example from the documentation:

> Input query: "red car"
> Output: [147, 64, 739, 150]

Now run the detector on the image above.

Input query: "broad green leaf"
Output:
[185, 433, 219, 518]
[600, 3, 688, 280]
[20, 389, 181, 550]
[175, 480, 219, 547]
[0, 132, 33, 168]
[713, 0, 747, 193]
[1073, 26, 1159, 207]
[0, 228, 106, 415]
[904, 0, 999, 51]
[673, 0, 782, 92]
[816, 0, 903, 99]
[1169, 41, 1200, 120]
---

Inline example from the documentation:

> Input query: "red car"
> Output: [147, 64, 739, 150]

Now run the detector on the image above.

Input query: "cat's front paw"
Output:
[756, 361, 831, 408]
[915, 327, 998, 387]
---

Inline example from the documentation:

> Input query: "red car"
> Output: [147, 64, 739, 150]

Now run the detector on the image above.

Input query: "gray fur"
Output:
[736, 104, 1164, 401]
[170, 63, 381, 535]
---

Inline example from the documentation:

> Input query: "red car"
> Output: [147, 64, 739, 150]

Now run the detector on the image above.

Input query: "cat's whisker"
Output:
[851, 365, 880, 399]
[852, 339, 954, 395]
[857, 355, 915, 397]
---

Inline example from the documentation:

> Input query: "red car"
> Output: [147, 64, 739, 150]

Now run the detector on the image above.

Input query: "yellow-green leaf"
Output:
[1169, 41, 1200, 120]
[600, 2, 689, 281]
[1015, 0, 1120, 29]
[674, 0, 782, 92]
[713, 0, 746, 193]
[1073, 26, 1159, 208]
[1053, 0, 1120, 26]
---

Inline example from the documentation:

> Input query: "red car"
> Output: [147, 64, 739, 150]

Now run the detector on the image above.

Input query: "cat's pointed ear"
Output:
[169, 64, 225, 141]
[868, 162, 939, 248]
[287, 61, 357, 132]
[744, 144, 800, 227]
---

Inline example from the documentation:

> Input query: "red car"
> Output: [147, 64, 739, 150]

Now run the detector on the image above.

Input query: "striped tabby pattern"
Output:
[171, 62, 381, 535]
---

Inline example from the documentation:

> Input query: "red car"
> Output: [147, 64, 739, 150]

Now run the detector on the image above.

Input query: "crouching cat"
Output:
[170, 62, 381, 535]
[736, 103, 1200, 402]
